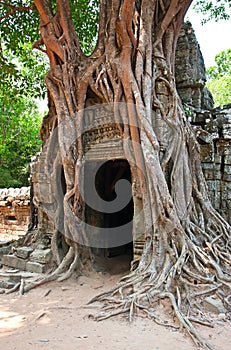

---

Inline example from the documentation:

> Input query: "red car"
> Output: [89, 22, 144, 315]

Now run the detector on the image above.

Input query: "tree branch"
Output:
[0, 1, 35, 21]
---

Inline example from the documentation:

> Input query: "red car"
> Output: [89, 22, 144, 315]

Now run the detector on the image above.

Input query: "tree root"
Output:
[88, 234, 230, 350]
[90, 283, 216, 350]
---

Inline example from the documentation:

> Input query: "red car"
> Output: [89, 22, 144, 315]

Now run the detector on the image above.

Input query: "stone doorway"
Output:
[84, 159, 134, 263]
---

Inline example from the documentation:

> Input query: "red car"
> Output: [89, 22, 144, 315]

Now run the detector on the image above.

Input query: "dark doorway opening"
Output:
[85, 159, 134, 270]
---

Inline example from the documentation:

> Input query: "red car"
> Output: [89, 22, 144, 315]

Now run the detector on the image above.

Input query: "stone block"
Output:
[26, 261, 45, 274]
[2, 255, 26, 270]
[200, 144, 214, 162]
[224, 154, 231, 165]
[214, 154, 222, 164]
[15, 247, 33, 260]
[222, 192, 229, 201]
[0, 246, 11, 260]
[223, 174, 231, 182]
[206, 180, 220, 192]
[0, 280, 16, 289]
[224, 165, 231, 175]
[221, 187, 231, 200]
[30, 249, 52, 264]
[216, 141, 231, 156]
[34, 183, 54, 204]
[203, 296, 226, 314]
[202, 168, 221, 180]
[222, 182, 231, 191]
[223, 125, 231, 140]
[201, 163, 215, 170]
[8, 275, 21, 284]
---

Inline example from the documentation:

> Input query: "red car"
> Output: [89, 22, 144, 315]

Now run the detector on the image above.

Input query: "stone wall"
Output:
[175, 21, 231, 224]
[0, 187, 30, 241]
[196, 106, 231, 223]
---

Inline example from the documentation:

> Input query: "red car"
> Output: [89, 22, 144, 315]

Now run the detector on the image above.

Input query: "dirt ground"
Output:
[0, 255, 230, 350]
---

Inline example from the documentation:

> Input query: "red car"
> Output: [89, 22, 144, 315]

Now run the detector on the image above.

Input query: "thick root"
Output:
[89, 227, 230, 350]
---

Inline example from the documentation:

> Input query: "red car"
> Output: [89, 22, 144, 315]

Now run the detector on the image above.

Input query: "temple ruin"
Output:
[0, 22, 230, 273]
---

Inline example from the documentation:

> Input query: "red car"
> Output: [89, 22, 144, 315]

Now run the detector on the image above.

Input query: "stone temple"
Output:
[0, 22, 230, 273]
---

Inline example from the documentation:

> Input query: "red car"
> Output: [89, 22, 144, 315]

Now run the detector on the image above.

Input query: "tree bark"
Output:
[25, 1, 231, 348]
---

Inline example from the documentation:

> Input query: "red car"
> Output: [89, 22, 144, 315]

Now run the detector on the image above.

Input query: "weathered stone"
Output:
[30, 249, 52, 264]
[217, 140, 231, 156]
[224, 165, 231, 175]
[26, 261, 45, 274]
[214, 154, 222, 164]
[175, 22, 212, 110]
[222, 189, 231, 200]
[200, 144, 215, 163]
[223, 174, 231, 182]
[0, 246, 11, 260]
[0, 187, 30, 242]
[15, 247, 33, 260]
[224, 155, 231, 165]
[2, 255, 26, 270]
[0, 279, 16, 289]
[203, 296, 226, 314]
[8, 275, 21, 283]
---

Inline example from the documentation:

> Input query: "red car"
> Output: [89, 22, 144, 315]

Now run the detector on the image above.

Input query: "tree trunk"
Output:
[27, 1, 230, 348]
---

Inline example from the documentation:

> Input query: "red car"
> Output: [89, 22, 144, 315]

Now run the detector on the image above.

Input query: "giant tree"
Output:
[1, 1, 231, 349]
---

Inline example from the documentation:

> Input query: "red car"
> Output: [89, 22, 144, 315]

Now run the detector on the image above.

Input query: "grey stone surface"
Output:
[15, 247, 33, 260]
[8, 275, 21, 283]
[0, 246, 11, 260]
[2, 255, 26, 271]
[175, 21, 213, 111]
[0, 279, 16, 289]
[26, 261, 45, 274]
[30, 249, 52, 264]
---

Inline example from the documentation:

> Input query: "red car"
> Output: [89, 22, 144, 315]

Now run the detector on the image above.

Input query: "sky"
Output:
[186, 8, 231, 68]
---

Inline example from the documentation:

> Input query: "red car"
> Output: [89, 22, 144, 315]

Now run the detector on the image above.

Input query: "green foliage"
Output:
[0, 95, 42, 188]
[206, 49, 231, 78]
[206, 49, 231, 107]
[0, 1, 99, 103]
[194, 0, 231, 23]
[70, 0, 99, 55]
[0, 1, 47, 98]
[0, 1, 48, 188]
[0, 42, 48, 100]
[0, 42, 44, 188]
